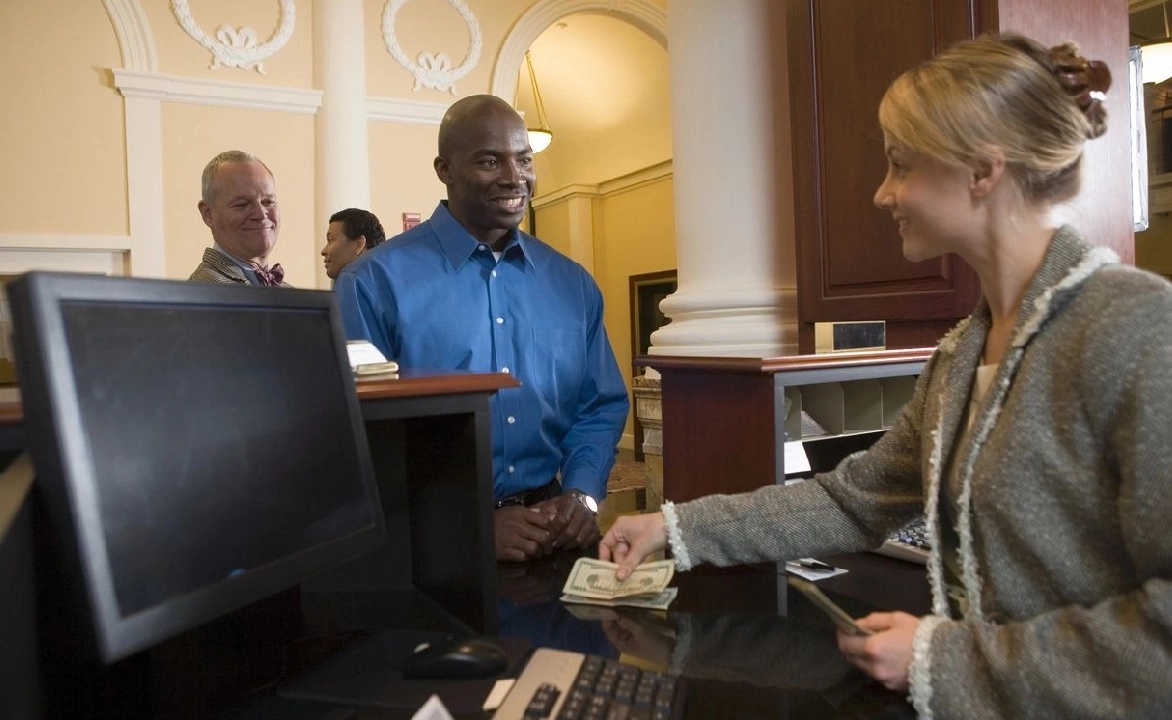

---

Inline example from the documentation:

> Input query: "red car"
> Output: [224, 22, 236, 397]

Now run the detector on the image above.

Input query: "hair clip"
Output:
[1051, 48, 1111, 114]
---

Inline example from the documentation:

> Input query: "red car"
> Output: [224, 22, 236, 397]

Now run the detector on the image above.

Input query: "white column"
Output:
[123, 95, 166, 278]
[651, 0, 798, 357]
[313, 0, 371, 289]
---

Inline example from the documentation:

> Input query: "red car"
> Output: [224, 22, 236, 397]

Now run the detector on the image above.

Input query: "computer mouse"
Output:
[399, 636, 508, 679]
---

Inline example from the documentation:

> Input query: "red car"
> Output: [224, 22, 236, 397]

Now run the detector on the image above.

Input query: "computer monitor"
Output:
[6, 272, 386, 665]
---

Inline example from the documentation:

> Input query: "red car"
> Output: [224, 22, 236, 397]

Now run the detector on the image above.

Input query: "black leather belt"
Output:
[494, 477, 561, 509]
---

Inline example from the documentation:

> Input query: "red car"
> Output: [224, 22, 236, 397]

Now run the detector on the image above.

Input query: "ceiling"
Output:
[512, 12, 672, 187]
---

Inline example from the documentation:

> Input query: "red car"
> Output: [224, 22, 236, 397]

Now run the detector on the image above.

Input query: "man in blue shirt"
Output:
[335, 95, 630, 562]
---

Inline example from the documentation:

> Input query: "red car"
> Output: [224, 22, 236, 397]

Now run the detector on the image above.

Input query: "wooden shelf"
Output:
[642, 349, 932, 502]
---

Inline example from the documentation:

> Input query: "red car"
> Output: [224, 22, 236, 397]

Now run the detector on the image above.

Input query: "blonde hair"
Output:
[878, 34, 1106, 205]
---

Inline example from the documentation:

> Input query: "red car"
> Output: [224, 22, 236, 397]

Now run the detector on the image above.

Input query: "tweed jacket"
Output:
[665, 227, 1172, 719]
[188, 247, 292, 287]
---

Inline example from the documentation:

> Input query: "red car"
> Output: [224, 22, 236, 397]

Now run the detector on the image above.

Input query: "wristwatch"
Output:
[566, 489, 598, 515]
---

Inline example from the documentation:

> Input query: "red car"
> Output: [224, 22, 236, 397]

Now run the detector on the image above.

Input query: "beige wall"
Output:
[0, 0, 127, 236]
[596, 176, 676, 438]
[0, 0, 674, 447]
[368, 121, 445, 238]
[533, 203, 574, 258]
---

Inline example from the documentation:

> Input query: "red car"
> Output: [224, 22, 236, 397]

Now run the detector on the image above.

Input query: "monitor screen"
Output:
[7, 272, 385, 663]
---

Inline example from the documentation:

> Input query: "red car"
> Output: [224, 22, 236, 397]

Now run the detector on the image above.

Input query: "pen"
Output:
[797, 559, 834, 571]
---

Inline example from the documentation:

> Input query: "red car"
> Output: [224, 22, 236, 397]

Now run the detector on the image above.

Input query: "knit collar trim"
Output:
[922, 228, 1117, 619]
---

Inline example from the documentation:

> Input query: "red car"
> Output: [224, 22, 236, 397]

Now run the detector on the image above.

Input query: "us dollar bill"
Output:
[561, 587, 678, 611]
[561, 557, 675, 600]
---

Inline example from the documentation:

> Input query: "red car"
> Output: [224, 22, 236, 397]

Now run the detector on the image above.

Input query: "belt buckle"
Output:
[494, 495, 526, 510]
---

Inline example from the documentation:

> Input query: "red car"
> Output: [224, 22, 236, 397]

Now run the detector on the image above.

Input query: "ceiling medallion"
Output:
[170, 0, 296, 75]
[382, 0, 482, 94]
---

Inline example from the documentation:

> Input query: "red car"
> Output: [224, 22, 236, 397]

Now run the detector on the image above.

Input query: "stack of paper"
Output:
[346, 340, 399, 378]
[560, 557, 678, 610]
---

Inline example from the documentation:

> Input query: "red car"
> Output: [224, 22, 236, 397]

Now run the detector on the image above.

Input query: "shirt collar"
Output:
[212, 244, 260, 284]
[432, 201, 536, 271]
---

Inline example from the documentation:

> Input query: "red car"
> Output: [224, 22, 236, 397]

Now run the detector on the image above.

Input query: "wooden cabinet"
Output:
[644, 349, 932, 502]
[783, 0, 1132, 352]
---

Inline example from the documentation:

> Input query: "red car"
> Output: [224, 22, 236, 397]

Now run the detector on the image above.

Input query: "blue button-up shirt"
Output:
[334, 202, 630, 502]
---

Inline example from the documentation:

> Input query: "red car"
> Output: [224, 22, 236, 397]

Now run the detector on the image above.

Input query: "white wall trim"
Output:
[101, 0, 158, 72]
[0, 234, 133, 251]
[113, 68, 323, 114]
[490, 0, 667, 103]
[531, 183, 600, 208]
[598, 159, 673, 196]
[532, 160, 673, 208]
[367, 96, 448, 124]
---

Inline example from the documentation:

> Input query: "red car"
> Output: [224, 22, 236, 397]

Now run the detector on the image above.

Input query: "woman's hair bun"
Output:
[1050, 43, 1110, 139]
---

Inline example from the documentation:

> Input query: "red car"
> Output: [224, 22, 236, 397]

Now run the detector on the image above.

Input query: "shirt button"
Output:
[491, 269, 497, 277]
[501, 367, 510, 374]
[507, 416, 516, 424]
[508, 465, 515, 474]
[496, 317, 504, 324]
[478, 245, 489, 252]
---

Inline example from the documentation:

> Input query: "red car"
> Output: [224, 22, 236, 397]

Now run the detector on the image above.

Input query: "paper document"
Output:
[346, 340, 399, 377]
[783, 441, 811, 475]
[784, 558, 847, 581]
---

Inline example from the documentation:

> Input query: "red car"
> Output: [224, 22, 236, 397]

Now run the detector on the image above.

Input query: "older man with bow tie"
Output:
[189, 150, 290, 287]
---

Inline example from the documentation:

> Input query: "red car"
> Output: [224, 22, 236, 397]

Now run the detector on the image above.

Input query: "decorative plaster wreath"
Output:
[171, 0, 296, 75]
[382, 0, 482, 94]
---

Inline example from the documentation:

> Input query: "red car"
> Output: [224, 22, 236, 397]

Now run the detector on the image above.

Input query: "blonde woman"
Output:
[601, 33, 1171, 719]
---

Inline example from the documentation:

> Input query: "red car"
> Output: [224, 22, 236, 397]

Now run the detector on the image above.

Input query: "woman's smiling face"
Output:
[873, 140, 977, 263]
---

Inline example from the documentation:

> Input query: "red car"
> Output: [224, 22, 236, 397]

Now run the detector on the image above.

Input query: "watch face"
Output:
[572, 491, 598, 514]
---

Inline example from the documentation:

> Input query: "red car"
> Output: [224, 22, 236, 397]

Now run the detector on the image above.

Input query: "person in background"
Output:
[189, 150, 289, 287]
[601, 33, 1172, 719]
[335, 94, 630, 563]
[321, 208, 386, 281]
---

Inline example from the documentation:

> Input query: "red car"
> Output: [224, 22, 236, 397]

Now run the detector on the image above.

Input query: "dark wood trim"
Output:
[638, 347, 934, 375]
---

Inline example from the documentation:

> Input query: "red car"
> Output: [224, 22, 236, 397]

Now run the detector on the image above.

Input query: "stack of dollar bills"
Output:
[560, 557, 678, 610]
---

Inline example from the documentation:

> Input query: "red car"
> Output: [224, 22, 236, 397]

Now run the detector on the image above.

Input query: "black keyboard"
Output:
[873, 516, 930, 565]
[494, 648, 685, 720]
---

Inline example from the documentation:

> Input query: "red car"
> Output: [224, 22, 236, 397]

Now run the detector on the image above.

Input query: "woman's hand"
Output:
[598, 512, 668, 580]
[836, 611, 920, 692]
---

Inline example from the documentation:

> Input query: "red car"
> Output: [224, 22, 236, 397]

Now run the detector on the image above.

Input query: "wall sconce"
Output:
[524, 50, 553, 153]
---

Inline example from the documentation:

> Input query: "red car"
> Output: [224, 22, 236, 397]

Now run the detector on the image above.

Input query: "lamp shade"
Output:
[527, 128, 553, 153]
[1143, 42, 1172, 84]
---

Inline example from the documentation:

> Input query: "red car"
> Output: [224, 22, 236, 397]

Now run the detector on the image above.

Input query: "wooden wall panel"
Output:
[787, 0, 983, 353]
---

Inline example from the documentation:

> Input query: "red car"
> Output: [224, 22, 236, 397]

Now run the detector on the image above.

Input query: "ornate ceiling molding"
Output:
[170, 0, 296, 75]
[381, 0, 482, 94]
[101, 0, 158, 72]
[490, 0, 666, 103]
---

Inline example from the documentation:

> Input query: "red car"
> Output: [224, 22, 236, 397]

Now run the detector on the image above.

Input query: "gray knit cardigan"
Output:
[663, 227, 1172, 719]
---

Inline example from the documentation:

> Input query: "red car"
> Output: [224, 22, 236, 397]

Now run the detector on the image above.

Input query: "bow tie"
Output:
[254, 263, 284, 287]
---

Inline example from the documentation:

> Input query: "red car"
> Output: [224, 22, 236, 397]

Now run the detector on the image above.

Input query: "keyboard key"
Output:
[496, 649, 685, 720]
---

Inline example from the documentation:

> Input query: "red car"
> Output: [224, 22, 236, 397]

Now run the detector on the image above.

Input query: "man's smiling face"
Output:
[434, 106, 535, 249]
